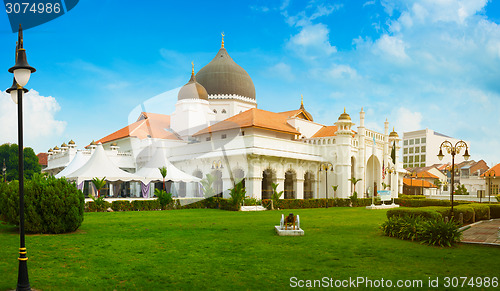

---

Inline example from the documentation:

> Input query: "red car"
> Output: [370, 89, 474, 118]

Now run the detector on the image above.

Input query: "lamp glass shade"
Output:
[437, 149, 444, 161]
[10, 90, 18, 104]
[463, 149, 470, 161]
[14, 68, 31, 87]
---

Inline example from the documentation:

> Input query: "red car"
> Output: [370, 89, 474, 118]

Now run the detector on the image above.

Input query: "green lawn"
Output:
[0, 208, 499, 290]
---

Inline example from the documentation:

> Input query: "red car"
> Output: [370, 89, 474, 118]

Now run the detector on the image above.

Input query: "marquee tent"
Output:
[55, 150, 91, 179]
[64, 144, 142, 184]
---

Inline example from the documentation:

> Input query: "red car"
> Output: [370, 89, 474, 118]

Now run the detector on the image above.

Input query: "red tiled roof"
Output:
[194, 108, 300, 136]
[277, 108, 313, 121]
[95, 112, 177, 144]
[482, 163, 500, 177]
[37, 152, 48, 166]
[312, 126, 338, 138]
[403, 178, 437, 188]
[416, 171, 439, 179]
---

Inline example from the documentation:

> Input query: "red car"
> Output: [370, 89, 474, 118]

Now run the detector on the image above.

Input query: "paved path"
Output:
[461, 219, 500, 246]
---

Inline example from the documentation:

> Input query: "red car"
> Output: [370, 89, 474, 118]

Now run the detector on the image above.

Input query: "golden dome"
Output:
[61, 142, 68, 147]
[389, 127, 399, 138]
[338, 108, 351, 121]
[68, 140, 75, 145]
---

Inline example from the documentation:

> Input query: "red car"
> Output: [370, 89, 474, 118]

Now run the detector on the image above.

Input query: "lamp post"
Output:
[437, 140, 470, 218]
[486, 170, 496, 203]
[319, 162, 333, 208]
[6, 25, 36, 291]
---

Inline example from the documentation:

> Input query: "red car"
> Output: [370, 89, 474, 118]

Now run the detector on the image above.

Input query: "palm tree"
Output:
[331, 185, 338, 198]
[348, 177, 362, 196]
[159, 166, 167, 190]
[434, 179, 442, 195]
[92, 177, 106, 198]
[200, 173, 216, 198]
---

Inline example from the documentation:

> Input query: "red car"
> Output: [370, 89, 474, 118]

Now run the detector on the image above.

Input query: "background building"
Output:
[402, 129, 470, 169]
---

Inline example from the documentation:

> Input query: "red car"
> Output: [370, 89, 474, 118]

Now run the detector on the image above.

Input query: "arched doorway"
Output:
[366, 155, 381, 197]
[304, 172, 314, 199]
[284, 170, 296, 199]
[261, 169, 275, 199]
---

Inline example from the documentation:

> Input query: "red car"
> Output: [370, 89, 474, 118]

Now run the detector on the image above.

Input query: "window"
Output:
[241, 131, 245, 136]
[221, 134, 227, 139]
[415, 138, 420, 144]
[206, 137, 211, 141]
[404, 148, 408, 154]
[409, 139, 414, 145]
[404, 163, 408, 168]
[409, 156, 414, 163]
[491, 184, 499, 195]
[415, 147, 420, 153]
[409, 147, 414, 154]
[213, 109, 217, 113]
[415, 155, 420, 162]
[420, 163, 425, 167]
[421, 155, 426, 162]
[403, 156, 408, 163]
[421, 137, 426, 143]
[404, 140, 408, 146]
[421, 146, 426, 153]
[222, 109, 227, 114]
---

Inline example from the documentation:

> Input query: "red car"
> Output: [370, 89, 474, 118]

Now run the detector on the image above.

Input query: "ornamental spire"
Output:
[221, 32, 225, 48]
[300, 94, 304, 108]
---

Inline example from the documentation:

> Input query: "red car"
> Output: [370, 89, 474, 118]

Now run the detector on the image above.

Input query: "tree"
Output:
[200, 173, 216, 198]
[91, 177, 107, 198]
[331, 185, 338, 198]
[159, 166, 167, 190]
[271, 183, 283, 210]
[455, 184, 469, 195]
[0, 143, 41, 181]
[348, 177, 362, 195]
[434, 179, 443, 195]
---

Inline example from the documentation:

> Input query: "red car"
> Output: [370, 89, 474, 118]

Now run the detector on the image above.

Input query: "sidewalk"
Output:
[461, 219, 500, 246]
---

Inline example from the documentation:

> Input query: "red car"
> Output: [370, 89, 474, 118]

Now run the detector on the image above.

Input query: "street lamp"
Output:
[319, 162, 333, 208]
[437, 140, 470, 218]
[485, 170, 496, 203]
[6, 25, 36, 291]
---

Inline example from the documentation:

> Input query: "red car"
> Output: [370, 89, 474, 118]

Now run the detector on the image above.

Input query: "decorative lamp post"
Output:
[319, 162, 333, 208]
[437, 140, 470, 218]
[486, 170, 496, 203]
[6, 24, 36, 291]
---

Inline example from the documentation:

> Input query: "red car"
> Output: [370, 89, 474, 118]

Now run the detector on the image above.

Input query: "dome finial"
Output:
[191, 61, 194, 75]
[344, 107, 346, 114]
[301, 94, 304, 107]
[221, 32, 225, 48]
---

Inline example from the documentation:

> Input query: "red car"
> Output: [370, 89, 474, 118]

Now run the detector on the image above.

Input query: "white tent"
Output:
[55, 151, 91, 179]
[65, 144, 142, 184]
[135, 148, 201, 184]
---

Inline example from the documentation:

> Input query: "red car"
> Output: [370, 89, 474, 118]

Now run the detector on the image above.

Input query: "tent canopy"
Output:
[55, 150, 91, 179]
[65, 144, 141, 184]
[135, 148, 201, 184]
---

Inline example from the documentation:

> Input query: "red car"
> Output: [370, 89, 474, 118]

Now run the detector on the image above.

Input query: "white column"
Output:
[296, 178, 304, 199]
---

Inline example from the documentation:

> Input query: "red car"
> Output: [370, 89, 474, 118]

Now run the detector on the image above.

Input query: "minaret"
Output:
[170, 63, 215, 140]
[358, 107, 366, 195]
[335, 108, 355, 198]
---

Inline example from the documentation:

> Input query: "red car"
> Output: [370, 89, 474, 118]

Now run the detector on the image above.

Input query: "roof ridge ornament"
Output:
[221, 32, 225, 48]
[300, 94, 304, 108]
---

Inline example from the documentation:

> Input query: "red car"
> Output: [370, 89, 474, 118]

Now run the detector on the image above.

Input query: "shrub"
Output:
[0, 174, 85, 234]
[386, 208, 442, 220]
[420, 219, 462, 247]
[381, 216, 462, 247]
[87, 196, 109, 212]
[485, 204, 500, 219]
[467, 204, 490, 221]
[398, 195, 426, 200]
[155, 189, 173, 209]
[131, 200, 160, 211]
[455, 184, 469, 195]
[243, 197, 260, 206]
[111, 200, 133, 211]
[421, 206, 475, 225]
[228, 182, 246, 209]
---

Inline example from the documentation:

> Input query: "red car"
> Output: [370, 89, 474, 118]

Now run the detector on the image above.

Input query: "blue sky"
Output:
[1, 0, 500, 166]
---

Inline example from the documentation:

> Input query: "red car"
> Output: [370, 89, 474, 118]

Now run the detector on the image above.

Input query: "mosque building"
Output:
[45, 37, 404, 200]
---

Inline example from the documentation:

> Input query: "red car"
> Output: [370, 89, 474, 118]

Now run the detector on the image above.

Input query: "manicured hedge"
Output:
[398, 195, 426, 200]
[467, 204, 490, 221]
[421, 206, 475, 225]
[484, 204, 500, 219]
[386, 208, 442, 220]
[111, 200, 133, 212]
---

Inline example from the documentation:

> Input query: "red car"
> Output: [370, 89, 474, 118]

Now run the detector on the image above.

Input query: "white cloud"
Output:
[0, 90, 66, 151]
[374, 34, 409, 61]
[363, 1, 376, 7]
[394, 107, 422, 133]
[267, 62, 295, 81]
[287, 23, 337, 60]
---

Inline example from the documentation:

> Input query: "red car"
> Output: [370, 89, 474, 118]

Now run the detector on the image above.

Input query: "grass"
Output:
[0, 207, 499, 290]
